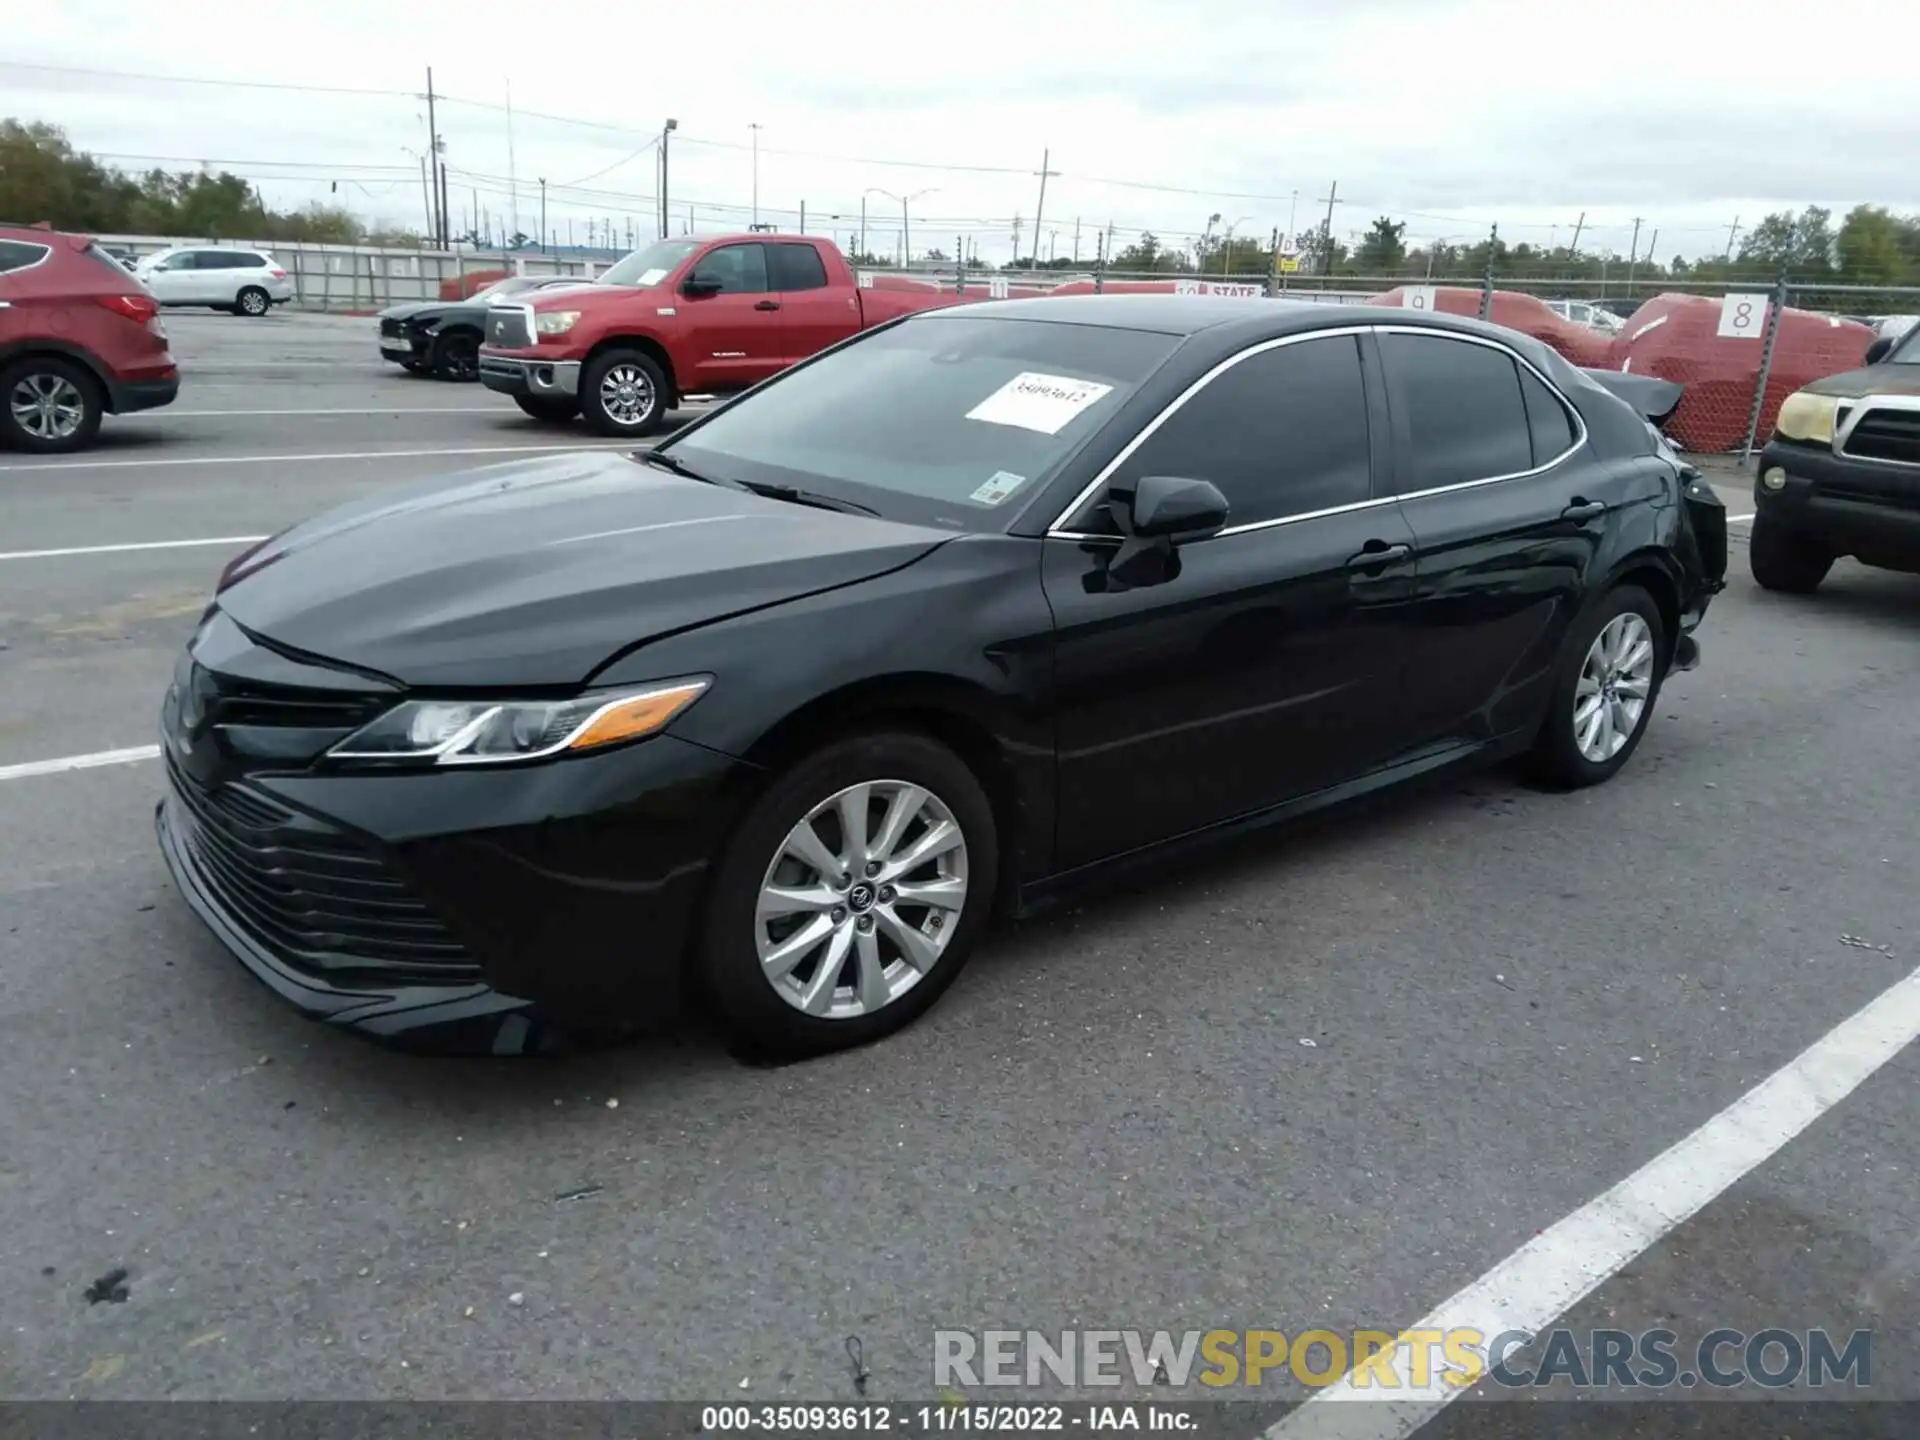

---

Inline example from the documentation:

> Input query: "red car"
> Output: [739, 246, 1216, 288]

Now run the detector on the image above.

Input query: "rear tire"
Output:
[429, 329, 481, 382]
[236, 286, 271, 317]
[1525, 584, 1666, 791]
[580, 348, 668, 437]
[1748, 512, 1832, 594]
[699, 732, 998, 1060]
[1, 355, 104, 455]
[512, 395, 579, 424]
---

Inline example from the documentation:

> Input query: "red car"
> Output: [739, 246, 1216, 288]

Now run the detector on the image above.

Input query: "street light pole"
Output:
[659, 118, 677, 240]
[749, 123, 762, 227]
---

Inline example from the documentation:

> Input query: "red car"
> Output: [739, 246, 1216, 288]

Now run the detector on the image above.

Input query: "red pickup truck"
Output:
[477, 233, 977, 436]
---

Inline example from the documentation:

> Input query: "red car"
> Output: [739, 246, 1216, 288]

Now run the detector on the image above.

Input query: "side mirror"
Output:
[1117, 474, 1230, 542]
[681, 273, 723, 297]
[1864, 337, 1893, 366]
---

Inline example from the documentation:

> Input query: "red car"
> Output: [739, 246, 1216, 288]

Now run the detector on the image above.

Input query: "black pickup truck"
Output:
[376, 274, 591, 381]
[1750, 325, 1920, 592]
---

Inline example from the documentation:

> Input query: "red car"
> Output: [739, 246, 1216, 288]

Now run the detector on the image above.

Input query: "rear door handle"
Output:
[754, 299, 781, 311]
[1346, 541, 1411, 569]
[1562, 499, 1606, 522]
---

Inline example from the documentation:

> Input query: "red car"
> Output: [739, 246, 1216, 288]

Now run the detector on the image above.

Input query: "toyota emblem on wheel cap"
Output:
[848, 882, 877, 912]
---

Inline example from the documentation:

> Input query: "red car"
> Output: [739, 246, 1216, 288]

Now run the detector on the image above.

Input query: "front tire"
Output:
[1748, 512, 1832, 594]
[428, 329, 481, 382]
[699, 732, 998, 1059]
[236, 286, 271, 317]
[512, 394, 580, 424]
[580, 349, 668, 437]
[1, 356, 104, 454]
[1526, 584, 1666, 790]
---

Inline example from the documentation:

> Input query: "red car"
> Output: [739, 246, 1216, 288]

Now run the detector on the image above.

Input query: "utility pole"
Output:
[538, 178, 547, 252]
[1317, 181, 1339, 276]
[1011, 215, 1022, 269]
[749, 123, 762, 227]
[659, 118, 677, 241]
[1030, 148, 1057, 272]
[506, 80, 519, 247]
[1568, 210, 1586, 257]
[858, 197, 866, 259]
[1072, 217, 1080, 264]
[424, 67, 444, 247]
[1626, 216, 1644, 269]
[1724, 215, 1742, 262]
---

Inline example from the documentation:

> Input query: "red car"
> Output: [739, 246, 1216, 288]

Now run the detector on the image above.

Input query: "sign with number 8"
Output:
[1717, 293, 1768, 339]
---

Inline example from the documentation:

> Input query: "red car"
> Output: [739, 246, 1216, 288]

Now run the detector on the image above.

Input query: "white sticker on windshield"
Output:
[636, 267, 669, 286]
[965, 372, 1114, 436]
[969, 471, 1029, 506]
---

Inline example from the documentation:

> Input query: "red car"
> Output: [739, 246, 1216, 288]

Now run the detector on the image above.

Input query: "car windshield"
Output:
[596, 240, 701, 288]
[662, 314, 1180, 531]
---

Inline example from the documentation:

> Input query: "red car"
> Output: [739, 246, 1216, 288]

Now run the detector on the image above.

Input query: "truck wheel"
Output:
[1748, 512, 1832, 594]
[581, 349, 668, 438]
[512, 395, 579, 424]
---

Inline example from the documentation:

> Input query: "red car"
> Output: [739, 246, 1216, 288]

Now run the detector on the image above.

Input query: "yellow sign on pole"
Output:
[1278, 257, 1300, 274]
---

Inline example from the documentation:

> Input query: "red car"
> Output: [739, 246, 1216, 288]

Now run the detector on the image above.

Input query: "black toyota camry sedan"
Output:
[157, 296, 1726, 1057]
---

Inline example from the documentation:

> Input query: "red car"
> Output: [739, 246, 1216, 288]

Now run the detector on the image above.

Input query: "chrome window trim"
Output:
[1045, 322, 1589, 543]
[1835, 392, 1920, 469]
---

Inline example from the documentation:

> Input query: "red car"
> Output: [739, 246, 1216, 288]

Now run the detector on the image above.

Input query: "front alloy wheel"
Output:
[701, 732, 998, 1057]
[756, 780, 969, 1019]
[581, 349, 667, 437]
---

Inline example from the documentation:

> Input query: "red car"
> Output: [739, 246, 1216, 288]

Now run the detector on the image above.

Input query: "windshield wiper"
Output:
[643, 451, 747, 490]
[737, 481, 880, 518]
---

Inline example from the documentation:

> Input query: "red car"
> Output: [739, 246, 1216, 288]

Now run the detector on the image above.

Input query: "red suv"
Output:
[0, 222, 180, 454]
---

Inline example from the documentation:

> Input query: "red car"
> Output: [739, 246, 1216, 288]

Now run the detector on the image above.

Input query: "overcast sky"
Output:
[8, 0, 1918, 266]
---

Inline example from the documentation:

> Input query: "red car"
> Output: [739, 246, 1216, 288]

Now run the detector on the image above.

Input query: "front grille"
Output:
[379, 316, 404, 337]
[1841, 406, 1920, 467]
[167, 752, 481, 987]
[486, 307, 531, 348]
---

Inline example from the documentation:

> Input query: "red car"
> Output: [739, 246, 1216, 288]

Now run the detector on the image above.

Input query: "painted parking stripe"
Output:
[0, 536, 269, 562]
[0, 745, 161, 784]
[162, 407, 507, 418]
[0, 439, 650, 473]
[1265, 960, 1920, 1439]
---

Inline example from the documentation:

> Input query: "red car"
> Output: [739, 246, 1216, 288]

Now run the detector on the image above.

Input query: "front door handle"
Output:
[1562, 498, 1606, 522]
[1346, 541, 1411, 570]
[754, 299, 781, 311]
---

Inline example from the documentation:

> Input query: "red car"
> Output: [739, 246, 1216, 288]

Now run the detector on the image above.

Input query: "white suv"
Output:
[134, 247, 295, 316]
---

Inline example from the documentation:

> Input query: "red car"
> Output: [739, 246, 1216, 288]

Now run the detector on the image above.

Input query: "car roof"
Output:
[920, 293, 1550, 350]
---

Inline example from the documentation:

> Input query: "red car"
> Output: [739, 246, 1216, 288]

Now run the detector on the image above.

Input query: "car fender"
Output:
[0, 338, 115, 404]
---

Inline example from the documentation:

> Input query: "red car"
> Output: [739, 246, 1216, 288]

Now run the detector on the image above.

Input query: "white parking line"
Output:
[0, 536, 268, 563]
[1265, 961, 1920, 1439]
[1728, 512, 1754, 524]
[0, 440, 647, 473]
[163, 407, 506, 418]
[0, 745, 161, 784]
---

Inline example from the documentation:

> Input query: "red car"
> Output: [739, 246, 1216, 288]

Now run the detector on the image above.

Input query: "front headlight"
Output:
[535, 310, 580, 337]
[1775, 391, 1840, 444]
[329, 678, 709, 766]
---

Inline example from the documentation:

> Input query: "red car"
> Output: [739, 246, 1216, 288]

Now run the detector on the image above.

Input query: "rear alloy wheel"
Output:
[581, 349, 667, 437]
[1526, 584, 1666, 790]
[701, 733, 998, 1058]
[513, 394, 580, 424]
[236, 286, 271, 317]
[1748, 512, 1833, 594]
[429, 329, 481, 382]
[1, 357, 103, 455]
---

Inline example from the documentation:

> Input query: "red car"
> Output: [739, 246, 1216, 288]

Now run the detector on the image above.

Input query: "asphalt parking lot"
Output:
[2, 310, 1917, 1428]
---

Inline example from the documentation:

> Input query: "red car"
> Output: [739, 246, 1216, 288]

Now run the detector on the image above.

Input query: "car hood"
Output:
[216, 452, 954, 689]
[1800, 366, 1920, 400]
[379, 300, 452, 322]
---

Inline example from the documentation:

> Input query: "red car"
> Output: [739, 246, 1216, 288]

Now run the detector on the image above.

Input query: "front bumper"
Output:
[156, 731, 762, 1051]
[478, 352, 582, 399]
[1756, 439, 1920, 571]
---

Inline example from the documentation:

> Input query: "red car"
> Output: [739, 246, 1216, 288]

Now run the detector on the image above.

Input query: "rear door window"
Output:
[768, 244, 830, 292]
[1379, 332, 1534, 492]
